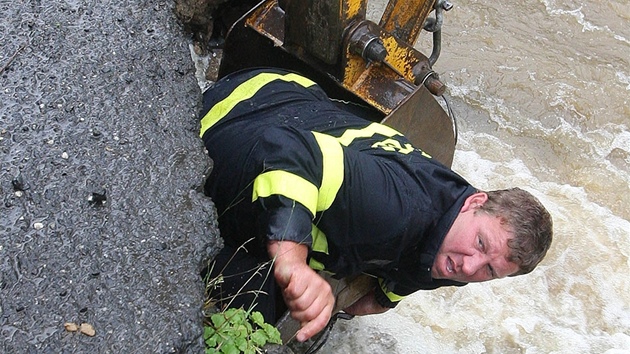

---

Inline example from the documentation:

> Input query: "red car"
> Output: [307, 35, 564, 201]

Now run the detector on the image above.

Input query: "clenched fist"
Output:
[268, 240, 335, 342]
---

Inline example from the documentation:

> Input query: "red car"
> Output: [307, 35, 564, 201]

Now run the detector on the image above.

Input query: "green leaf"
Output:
[235, 336, 248, 351]
[250, 329, 267, 347]
[236, 324, 249, 338]
[204, 333, 217, 348]
[262, 323, 282, 344]
[211, 313, 227, 328]
[231, 309, 246, 325]
[204, 326, 216, 339]
[250, 311, 265, 327]
[222, 342, 240, 354]
[243, 319, 253, 333]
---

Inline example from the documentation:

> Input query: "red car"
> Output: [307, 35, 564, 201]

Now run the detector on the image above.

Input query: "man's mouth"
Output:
[446, 257, 454, 274]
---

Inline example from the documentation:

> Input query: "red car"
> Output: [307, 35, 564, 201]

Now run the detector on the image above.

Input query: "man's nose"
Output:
[462, 254, 485, 275]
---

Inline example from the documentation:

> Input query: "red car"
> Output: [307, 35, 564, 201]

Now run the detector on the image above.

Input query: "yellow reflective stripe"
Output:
[378, 278, 405, 303]
[252, 170, 318, 216]
[308, 224, 328, 271]
[309, 257, 326, 271]
[371, 138, 418, 155]
[312, 132, 344, 211]
[336, 122, 403, 146]
[311, 224, 329, 254]
[199, 72, 317, 137]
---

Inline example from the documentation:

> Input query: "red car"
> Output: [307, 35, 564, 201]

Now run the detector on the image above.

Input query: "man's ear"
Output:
[461, 192, 488, 212]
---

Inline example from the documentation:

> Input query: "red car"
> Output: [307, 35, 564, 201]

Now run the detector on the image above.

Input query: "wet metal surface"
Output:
[1, 1, 221, 352]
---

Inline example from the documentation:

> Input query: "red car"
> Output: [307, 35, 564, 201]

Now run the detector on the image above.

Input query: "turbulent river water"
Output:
[319, 0, 630, 353]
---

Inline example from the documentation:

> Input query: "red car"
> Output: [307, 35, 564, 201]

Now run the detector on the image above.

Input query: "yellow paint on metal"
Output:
[381, 35, 415, 80]
[345, 0, 363, 18]
[379, 0, 435, 43]
[342, 54, 366, 87]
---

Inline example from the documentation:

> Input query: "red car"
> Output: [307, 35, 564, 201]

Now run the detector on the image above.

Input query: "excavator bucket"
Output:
[218, 0, 456, 167]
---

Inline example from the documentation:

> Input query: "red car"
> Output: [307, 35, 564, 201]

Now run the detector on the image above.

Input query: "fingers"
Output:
[280, 267, 309, 302]
[279, 267, 335, 342]
[273, 260, 293, 289]
[267, 241, 335, 342]
[296, 300, 334, 342]
[282, 268, 331, 313]
[284, 280, 330, 321]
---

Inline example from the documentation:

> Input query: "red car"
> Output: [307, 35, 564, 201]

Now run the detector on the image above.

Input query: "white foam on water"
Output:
[612, 130, 630, 152]
[539, 0, 630, 44]
[447, 77, 630, 223]
[616, 71, 630, 91]
[613, 34, 630, 45]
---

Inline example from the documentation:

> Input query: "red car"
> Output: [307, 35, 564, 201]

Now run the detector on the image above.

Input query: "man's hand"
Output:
[268, 240, 335, 342]
[342, 289, 390, 316]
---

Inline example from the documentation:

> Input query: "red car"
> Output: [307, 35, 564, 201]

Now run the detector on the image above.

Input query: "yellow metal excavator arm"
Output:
[219, 0, 456, 166]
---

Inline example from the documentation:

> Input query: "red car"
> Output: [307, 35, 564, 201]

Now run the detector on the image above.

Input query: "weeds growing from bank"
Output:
[202, 252, 282, 353]
[204, 307, 281, 354]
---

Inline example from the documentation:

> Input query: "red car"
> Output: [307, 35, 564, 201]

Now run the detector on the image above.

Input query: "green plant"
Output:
[204, 308, 282, 354]
[202, 242, 283, 353]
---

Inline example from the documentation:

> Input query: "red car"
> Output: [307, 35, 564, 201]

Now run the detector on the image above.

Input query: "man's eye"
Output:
[478, 236, 484, 250]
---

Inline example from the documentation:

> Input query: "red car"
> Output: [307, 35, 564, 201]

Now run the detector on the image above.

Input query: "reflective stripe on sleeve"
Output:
[378, 278, 406, 303]
[249, 130, 344, 217]
[252, 170, 318, 216]
[311, 224, 329, 255]
[308, 224, 329, 271]
[199, 72, 316, 137]
[309, 257, 326, 271]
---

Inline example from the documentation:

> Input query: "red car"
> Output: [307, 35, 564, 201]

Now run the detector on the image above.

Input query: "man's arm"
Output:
[267, 240, 335, 342]
[342, 288, 390, 316]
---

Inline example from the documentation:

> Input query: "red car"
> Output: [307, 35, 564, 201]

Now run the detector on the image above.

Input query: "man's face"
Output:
[432, 193, 520, 283]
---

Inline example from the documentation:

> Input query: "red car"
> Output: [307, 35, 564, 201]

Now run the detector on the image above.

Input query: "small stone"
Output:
[61, 152, 69, 159]
[88, 190, 107, 205]
[12, 175, 25, 191]
[33, 222, 44, 230]
[15, 191, 23, 197]
[64, 322, 79, 332]
[79, 323, 96, 336]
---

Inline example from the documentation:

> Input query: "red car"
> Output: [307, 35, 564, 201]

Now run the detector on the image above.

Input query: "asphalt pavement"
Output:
[1, 1, 221, 352]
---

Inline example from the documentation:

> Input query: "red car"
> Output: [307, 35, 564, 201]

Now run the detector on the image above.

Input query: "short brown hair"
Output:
[479, 188, 553, 275]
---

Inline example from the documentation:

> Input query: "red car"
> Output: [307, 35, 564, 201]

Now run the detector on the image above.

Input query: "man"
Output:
[199, 68, 553, 342]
